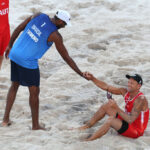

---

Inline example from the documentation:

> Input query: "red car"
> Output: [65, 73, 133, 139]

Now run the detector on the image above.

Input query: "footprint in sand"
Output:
[0, 95, 6, 100]
[75, 54, 87, 59]
[108, 34, 133, 41]
[77, 2, 92, 9]
[71, 103, 87, 111]
[98, 1, 121, 11]
[87, 57, 96, 63]
[83, 28, 96, 35]
[41, 105, 53, 111]
[0, 77, 8, 83]
[83, 28, 108, 35]
[70, 12, 79, 19]
[55, 95, 71, 101]
[114, 59, 137, 67]
[87, 43, 107, 51]
[71, 43, 79, 49]
[0, 84, 8, 98]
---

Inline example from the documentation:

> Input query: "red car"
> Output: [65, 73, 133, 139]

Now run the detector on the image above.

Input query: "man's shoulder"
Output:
[120, 88, 128, 96]
[48, 30, 63, 43]
[52, 31, 62, 39]
[31, 12, 42, 19]
[135, 94, 148, 110]
[138, 92, 147, 101]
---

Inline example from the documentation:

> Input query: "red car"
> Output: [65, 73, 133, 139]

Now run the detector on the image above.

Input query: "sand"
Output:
[0, 0, 150, 149]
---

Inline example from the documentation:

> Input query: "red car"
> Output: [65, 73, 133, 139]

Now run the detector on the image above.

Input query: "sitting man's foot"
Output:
[69, 125, 89, 131]
[85, 134, 93, 141]
[69, 123, 90, 131]
[78, 124, 89, 130]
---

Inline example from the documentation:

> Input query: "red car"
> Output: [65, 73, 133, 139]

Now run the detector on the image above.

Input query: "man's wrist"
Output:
[80, 72, 83, 77]
[91, 76, 96, 82]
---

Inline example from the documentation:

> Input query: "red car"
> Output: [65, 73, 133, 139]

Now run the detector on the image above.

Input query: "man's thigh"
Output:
[110, 118, 123, 131]
[103, 102, 118, 117]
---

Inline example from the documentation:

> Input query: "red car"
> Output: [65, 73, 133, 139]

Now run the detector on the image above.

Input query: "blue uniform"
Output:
[9, 13, 58, 69]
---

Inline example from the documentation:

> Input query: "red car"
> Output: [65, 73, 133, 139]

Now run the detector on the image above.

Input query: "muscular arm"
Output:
[8, 13, 41, 48]
[48, 31, 83, 77]
[5, 13, 41, 58]
[117, 97, 145, 124]
[8, 16, 32, 48]
[91, 76, 127, 96]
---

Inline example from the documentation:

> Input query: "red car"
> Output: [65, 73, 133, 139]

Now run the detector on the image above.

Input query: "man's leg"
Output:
[78, 102, 117, 130]
[86, 117, 122, 141]
[2, 81, 20, 126]
[28, 86, 45, 130]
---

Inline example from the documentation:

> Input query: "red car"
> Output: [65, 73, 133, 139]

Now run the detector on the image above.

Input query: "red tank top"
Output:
[124, 92, 149, 134]
[0, 0, 9, 31]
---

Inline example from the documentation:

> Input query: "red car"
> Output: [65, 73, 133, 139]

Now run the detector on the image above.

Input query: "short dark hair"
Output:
[54, 15, 60, 20]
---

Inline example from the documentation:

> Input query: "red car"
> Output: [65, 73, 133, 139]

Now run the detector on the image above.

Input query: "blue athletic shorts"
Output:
[11, 60, 40, 87]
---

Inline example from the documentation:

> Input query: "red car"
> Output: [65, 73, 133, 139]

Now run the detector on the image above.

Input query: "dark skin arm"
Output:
[110, 95, 148, 123]
[83, 72, 127, 96]
[48, 31, 85, 78]
[5, 13, 41, 58]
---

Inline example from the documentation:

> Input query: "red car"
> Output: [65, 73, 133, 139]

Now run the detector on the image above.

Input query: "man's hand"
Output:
[82, 72, 94, 80]
[5, 46, 11, 59]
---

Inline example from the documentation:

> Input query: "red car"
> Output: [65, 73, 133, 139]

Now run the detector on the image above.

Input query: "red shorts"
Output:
[116, 114, 142, 138]
[121, 124, 142, 138]
[0, 26, 10, 56]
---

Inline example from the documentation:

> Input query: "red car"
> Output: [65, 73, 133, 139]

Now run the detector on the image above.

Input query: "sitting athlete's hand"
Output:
[5, 46, 11, 59]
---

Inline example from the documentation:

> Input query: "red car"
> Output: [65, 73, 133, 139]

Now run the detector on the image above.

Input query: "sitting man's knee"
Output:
[106, 116, 115, 124]
[101, 102, 111, 110]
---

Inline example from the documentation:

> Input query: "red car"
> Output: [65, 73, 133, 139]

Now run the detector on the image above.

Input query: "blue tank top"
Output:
[9, 13, 57, 69]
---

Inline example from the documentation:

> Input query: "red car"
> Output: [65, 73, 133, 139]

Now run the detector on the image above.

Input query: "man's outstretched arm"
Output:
[83, 72, 127, 96]
[48, 31, 87, 78]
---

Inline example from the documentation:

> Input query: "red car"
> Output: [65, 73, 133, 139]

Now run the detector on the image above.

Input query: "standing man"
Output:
[2, 10, 88, 130]
[0, 0, 10, 69]
[76, 72, 149, 140]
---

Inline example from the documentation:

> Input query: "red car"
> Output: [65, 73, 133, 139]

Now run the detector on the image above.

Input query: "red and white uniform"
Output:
[118, 92, 149, 138]
[0, 0, 10, 56]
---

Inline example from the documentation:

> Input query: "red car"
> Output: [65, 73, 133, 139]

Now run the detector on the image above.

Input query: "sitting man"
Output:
[76, 72, 149, 141]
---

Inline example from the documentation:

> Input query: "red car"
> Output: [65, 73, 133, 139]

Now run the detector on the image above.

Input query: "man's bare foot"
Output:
[69, 125, 89, 131]
[78, 125, 89, 130]
[79, 133, 93, 142]
[1, 121, 12, 127]
[85, 134, 93, 141]
[32, 125, 46, 130]
[85, 138, 92, 141]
